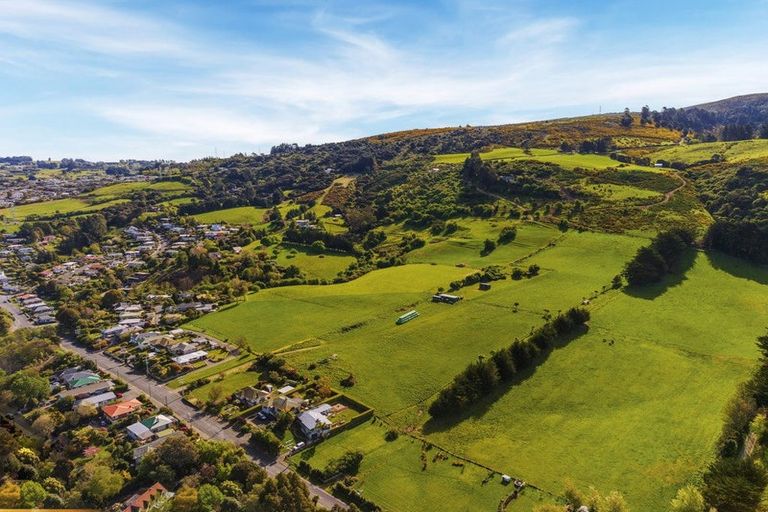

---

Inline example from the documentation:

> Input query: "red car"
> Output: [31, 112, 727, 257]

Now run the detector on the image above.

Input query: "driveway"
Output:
[57, 337, 346, 510]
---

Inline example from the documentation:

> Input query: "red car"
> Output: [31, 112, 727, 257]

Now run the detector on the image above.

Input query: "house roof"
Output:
[298, 408, 332, 432]
[69, 375, 102, 389]
[171, 350, 207, 364]
[76, 391, 116, 407]
[102, 398, 142, 419]
[121, 482, 168, 512]
[141, 414, 175, 431]
[126, 422, 154, 440]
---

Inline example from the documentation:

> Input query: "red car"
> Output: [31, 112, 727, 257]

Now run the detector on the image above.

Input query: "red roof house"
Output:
[122, 482, 169, 512]
[102, 398, 142, 422]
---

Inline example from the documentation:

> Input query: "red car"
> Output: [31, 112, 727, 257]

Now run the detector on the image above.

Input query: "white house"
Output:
[297, 404, 333, 440]
[171, 350, 207, 365]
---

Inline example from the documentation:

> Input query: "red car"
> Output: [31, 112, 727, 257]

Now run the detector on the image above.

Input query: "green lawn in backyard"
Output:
[193, 206, 271, 227]
[295, 420, 508, 512]
[275, 244, 356, 280]
[166, 354, 256, 389]
[434, 147, 660, 172]
[187, 371, 261, 402]
[415, 250, 768, 511]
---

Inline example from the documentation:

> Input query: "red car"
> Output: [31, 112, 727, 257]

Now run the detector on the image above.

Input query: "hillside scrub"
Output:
[623, 228, 695, 286]
[428, 307, 590, 418]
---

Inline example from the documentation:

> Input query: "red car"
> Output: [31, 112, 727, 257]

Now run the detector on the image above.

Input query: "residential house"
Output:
[171, 350, 207, 365]
[141, 414, 176, 433]
[59, 380, 114, 400]
[126, 422, 154, 442]
[102, 398, 143, 422]
[121, 482, 171, 512]
[75, 391, 117, 409]
[297, 404, 333, 440]
[237, 386, 270, 407]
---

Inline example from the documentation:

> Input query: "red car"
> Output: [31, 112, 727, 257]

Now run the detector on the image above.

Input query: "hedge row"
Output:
[428, 307, 590, 418]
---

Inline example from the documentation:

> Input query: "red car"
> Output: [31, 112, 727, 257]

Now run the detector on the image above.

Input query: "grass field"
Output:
[415, 251, 768, 511]
[434, 147, 660, 172]
[406, 220, 561, 269]
[186, 264, 474, 355]
[296, 420, 508, 512]
[87, 180, 191, 198]
[193, 206, 271, 227]
[0, 198, 92, 221]
[582, 182, 662, 202]
[649, 139, 768, 165]
[274, 244, 356, 280]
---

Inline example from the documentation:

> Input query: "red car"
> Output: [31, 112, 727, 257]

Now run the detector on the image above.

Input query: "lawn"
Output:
[188, 371, 261, 402]
[193, 206, 271, 227]
[296, 420, 508, 512]
[434, 147, 660, 172]
[166, 354, 256, 389]
[417, 250, 768, 511]
[274, 244, 356, 280]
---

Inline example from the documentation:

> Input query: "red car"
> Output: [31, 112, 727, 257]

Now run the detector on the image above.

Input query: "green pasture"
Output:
[649, 139, 768, 165]
[87, 180, 191, 198]
[582, 182, 662, 202]
[434, 147, 659, 172]
[193, 206, 271, 227]
[407, 220, 561, 269]
[419, 250, 768, 511]
[0, 198, 91, 221]
[185, 264, 474, 355]
[275, 244, 356, 280]
[296, 421, 508, 512]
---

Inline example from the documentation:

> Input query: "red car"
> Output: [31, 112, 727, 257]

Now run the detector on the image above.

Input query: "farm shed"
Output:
[396, 310, 419, 325]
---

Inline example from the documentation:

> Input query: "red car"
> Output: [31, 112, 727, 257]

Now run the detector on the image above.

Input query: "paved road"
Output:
[0, 294, 33, 330]
[57, 338, 345, 510]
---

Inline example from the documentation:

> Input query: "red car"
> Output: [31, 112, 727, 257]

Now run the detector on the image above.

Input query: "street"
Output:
[0, 294, 33, 330]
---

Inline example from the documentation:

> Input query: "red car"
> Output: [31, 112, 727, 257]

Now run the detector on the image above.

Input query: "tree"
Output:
[482, 239, 496, 255]
[670, 485, 705, 512]
[31, 413, 57, 437]
[82, 465, 124, 506]
[19, 481, 47, 508]
[0, 480, 20, 508]
[640, 105, 651, 125]
[497, 226, 517, 244]
[624, 246, 667, 286]
[208, 384, 225, 404]
[621, 108, 633, 127]
[101, 289, 123, 309]
[0, 309, 12, 336]
[230, 278, 249, 302]
[154, 435, 200, 477]
[6, 370, 49, 406]
[172, 486, 198, 512]
[197, 483, 225, 512]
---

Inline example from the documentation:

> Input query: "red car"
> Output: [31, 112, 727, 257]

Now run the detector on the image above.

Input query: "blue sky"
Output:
[1, 0, 768, 161]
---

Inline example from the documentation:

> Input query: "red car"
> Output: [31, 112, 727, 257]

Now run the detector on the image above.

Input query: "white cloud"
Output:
[498, 17, 579, 45]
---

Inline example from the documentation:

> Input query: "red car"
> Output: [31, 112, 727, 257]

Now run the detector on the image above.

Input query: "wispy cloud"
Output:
[1, 0, 768, 160]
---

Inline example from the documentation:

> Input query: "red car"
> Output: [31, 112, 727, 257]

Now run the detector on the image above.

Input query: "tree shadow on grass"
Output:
[622, 248, 697, 301]
[706, 250, 768, 286]
[421, 325, 589, 435]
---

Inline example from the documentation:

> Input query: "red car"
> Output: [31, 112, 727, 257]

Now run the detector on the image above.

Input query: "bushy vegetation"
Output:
[623, 228, 695, 286]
